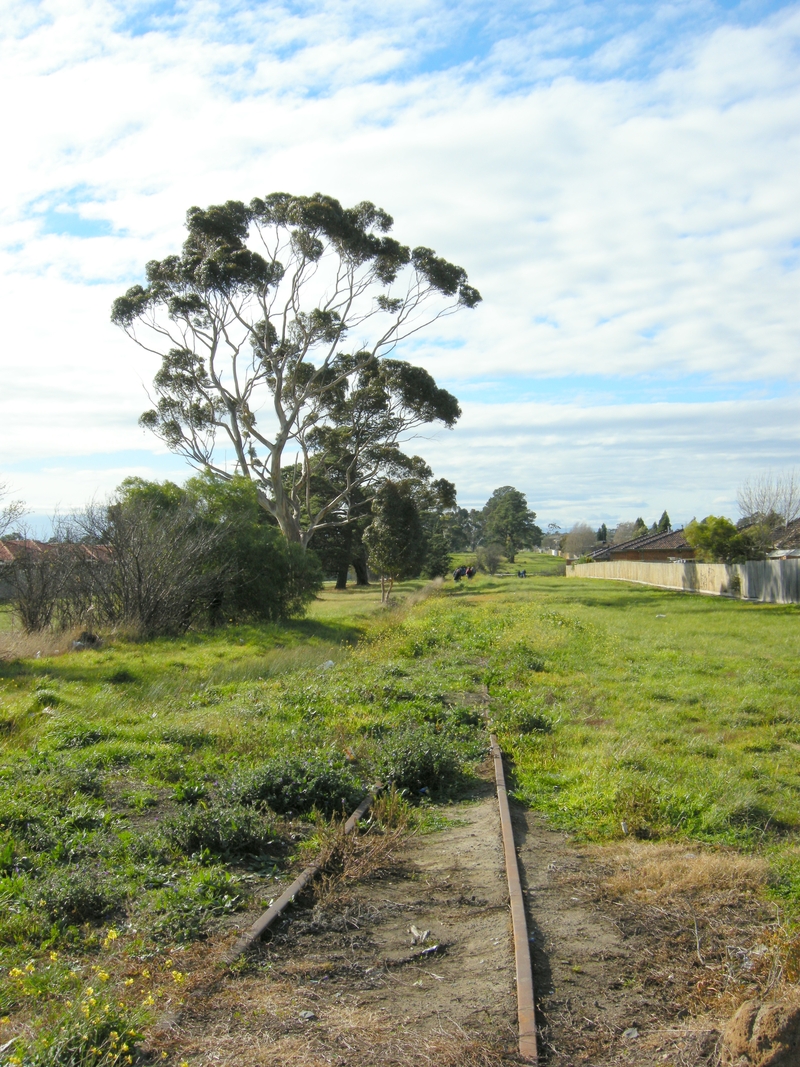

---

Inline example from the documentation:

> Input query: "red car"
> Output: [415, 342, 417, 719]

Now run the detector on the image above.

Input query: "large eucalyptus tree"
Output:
[112, 193, 480, 547]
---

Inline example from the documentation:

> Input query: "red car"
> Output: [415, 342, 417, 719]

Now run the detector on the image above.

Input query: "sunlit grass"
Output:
[2, 566, 800, 1058]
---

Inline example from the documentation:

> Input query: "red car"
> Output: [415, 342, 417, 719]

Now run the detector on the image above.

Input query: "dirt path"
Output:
[160, 779, 773, 1066]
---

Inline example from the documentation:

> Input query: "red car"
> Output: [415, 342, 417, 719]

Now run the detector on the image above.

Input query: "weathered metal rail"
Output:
[224, 785, 381, 964]
[195, 743, 539, 1061]
[491, 733, 539, 1064]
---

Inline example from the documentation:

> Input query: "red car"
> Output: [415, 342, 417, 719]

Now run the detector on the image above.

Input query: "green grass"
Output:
[2, 568, 800, 1059]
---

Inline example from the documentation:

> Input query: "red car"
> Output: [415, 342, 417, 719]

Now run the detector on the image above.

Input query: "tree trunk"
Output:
[353, 547, 370, 586]
[335, 524, 353, 589]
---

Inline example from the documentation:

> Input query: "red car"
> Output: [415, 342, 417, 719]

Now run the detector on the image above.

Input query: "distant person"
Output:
[466, 566, 475, 579]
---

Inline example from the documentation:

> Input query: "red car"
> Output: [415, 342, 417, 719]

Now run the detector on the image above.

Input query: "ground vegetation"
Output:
[1, 567, 799, 1063]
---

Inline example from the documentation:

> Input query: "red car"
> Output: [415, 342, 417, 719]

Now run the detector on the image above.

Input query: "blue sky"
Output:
[1, 0, 799, 530]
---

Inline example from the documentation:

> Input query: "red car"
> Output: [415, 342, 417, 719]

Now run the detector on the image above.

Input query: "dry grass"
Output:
[313, 790, 411, 904]
[598, 842, 769, 905]
[0, 624, 84, 660]
[574, 842, 798, 1022]
[157, 974, 512, 1067]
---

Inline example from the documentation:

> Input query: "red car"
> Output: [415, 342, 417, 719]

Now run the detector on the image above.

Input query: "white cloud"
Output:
[424, 396, 800, 524]
[1, 0, 799, 519]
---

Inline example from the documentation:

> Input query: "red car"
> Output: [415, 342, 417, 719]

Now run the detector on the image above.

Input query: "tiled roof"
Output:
[586, 527, 691, 560]
[774, 518, 800, 551]
[0, 539, 113, 564]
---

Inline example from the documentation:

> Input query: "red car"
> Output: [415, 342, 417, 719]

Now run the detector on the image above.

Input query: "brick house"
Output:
[585, 528, 696, 563]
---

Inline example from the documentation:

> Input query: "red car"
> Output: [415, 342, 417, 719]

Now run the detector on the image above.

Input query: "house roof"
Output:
[0, 539, 113, 564]
[586, 527, 691, 561]
[774, 518, 800, 551]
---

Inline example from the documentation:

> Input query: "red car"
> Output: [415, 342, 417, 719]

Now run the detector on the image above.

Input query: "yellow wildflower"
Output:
[8, 968, 23, 978]
[97, 970, 110, 982]
[171, 970, 185, 983]
[24, 963, 35, 972]
[105, 929, 118, 941]
[124, 978, 134, 986]
[49, 951, 58, 961]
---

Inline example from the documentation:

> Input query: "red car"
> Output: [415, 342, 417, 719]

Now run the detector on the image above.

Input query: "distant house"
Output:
[769, 518, 800, 559]
[0, 539, 112, 565]
[0, 539, 112, 599]
[584, 527, 696, 563]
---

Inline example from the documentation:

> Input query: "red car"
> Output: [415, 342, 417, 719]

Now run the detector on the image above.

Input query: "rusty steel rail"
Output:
[224, 786, 380, 964]
[491, 733, 538, 1064]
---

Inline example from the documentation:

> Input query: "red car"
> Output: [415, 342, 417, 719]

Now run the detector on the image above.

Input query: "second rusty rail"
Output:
[491, 733, 538, 1064]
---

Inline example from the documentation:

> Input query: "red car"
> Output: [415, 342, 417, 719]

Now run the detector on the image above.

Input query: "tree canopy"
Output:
[684, 515, 763, 564]
[112, 193, 480, 548]
[481, 486, 541, 562]
[363, 480, 427, 600]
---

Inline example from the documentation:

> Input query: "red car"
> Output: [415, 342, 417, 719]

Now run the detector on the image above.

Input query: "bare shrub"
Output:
[738, 469, 800, 529]
[75, 499, 229, 636]
[561, 522, 596, 556]
[0, 480, 26, 538]
[475, 542, 504, 574]
[4, 526, 80, 632]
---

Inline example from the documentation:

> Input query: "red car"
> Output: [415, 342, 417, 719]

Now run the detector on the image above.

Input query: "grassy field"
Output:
[1, 569, 799, 1063]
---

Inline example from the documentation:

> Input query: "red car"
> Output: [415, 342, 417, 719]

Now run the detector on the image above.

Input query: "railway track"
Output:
[209, 739, 539, 1064]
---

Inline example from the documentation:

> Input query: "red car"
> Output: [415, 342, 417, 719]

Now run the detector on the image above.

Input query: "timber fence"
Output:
[566, 559, 800, 604]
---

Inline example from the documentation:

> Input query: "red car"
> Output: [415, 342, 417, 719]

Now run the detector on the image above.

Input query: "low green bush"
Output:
[227, 754, 362, 817]
[36, 868, 125, 924]
[369, 724, 463, 795]
[152, 866, 243, 942]
[161, 801, 283, 861]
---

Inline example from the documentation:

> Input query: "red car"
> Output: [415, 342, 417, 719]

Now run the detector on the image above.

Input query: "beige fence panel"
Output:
[567, 559, 800, 604]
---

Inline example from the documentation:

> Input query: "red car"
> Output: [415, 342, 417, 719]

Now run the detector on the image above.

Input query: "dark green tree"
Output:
[111, 194, 479, 549]
[482, 486, 541, 562]
[656, 510, 671, 533]
[596, 522, 608, 541]
[363, 481, 426, 601]
[297, 358, 459, 586]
